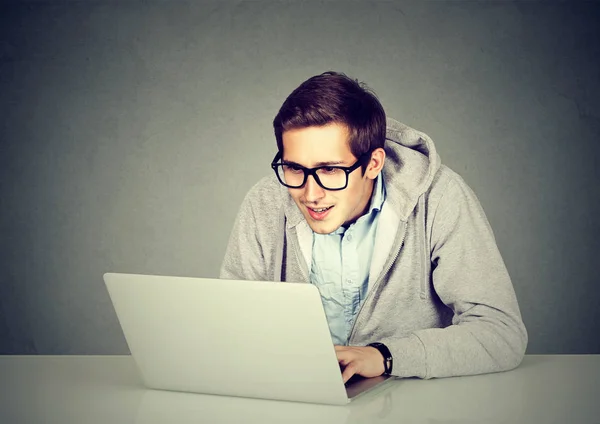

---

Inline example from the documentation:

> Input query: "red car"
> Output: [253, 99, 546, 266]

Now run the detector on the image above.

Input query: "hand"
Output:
[335, 345, 385, 383]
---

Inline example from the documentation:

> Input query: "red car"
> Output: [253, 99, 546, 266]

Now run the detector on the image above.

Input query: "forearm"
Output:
[380, 313, 527, 379]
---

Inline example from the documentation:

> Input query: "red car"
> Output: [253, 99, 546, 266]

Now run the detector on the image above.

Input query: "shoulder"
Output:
[421, 164, 490, 231]
[243, 174, 287, 206]
[423, 164, 494, 246]
[426, 165, 477, 204]
[236, 174, 288, 225]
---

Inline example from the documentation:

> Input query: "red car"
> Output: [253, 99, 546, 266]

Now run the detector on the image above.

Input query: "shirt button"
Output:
[346, 234, 353, 242]
[347, 279, 353, 284]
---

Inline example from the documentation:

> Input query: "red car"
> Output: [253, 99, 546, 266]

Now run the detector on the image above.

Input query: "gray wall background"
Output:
[1, 1, 598, 355]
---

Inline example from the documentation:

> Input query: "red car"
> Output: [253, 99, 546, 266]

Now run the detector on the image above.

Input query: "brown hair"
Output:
[273, 71, 386, 170]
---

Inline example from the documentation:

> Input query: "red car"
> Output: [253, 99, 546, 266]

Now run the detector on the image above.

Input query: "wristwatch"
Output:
[367, 342, 393, 375]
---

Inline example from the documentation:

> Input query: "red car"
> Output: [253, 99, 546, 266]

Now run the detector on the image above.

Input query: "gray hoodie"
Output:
[220, 118, 528, 379]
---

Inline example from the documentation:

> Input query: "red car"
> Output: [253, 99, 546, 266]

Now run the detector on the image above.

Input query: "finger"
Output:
[334, 345, 347, 352]
[341, 362, 357, 384]
[335, 349, 352, 364]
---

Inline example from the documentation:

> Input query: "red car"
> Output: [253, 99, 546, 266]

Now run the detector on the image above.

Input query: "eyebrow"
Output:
[282, 159, 345, 167]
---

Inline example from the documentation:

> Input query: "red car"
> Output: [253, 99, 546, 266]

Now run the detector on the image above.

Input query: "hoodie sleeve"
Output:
[384, 173, 528, 379]
[219, 188, 268, 281]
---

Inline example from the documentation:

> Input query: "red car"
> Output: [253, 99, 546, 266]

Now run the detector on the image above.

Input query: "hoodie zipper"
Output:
[347, 221, 408, 344]
[419, 196, 429, 299]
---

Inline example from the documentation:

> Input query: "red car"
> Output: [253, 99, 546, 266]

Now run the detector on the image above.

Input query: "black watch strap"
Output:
[368, 342, 393, 375]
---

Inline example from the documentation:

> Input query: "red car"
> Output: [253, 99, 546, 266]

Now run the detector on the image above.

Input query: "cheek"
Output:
[346, 183, 370, 214]
[345, 179, 363, 204]
[288, 188, 301, 202]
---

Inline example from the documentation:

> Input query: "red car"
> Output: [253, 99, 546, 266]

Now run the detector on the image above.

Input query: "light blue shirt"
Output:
[309, 173, 386, 345]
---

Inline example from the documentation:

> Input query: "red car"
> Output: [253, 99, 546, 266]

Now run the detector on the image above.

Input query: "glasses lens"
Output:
[277, 164, 304, 188]
[315, 168, 347, 189]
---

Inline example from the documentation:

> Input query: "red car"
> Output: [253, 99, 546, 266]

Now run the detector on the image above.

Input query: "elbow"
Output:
[497, 320, 528, 372]
[513, 321, 529, 368]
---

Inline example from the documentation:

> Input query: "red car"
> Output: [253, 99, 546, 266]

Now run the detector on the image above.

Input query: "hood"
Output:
[383, 117, 441, 220]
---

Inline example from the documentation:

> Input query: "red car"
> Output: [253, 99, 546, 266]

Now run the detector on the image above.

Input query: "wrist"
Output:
[367, 342, 393, 375]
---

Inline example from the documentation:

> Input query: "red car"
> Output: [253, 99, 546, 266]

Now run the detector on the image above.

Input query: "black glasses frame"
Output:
[270, 152, 369, 191]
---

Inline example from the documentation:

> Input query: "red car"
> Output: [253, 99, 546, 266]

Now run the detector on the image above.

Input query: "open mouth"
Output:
[306, 205, 334, 220]
[310, 206, 332, 213]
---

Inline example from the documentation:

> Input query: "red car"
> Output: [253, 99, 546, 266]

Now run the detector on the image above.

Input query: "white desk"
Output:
[0, 355, 598, 423]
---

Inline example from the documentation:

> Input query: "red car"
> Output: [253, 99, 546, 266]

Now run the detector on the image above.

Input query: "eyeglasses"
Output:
[271, 152, 369, 191]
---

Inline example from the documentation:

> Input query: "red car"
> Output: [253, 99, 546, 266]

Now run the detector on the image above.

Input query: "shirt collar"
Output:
[369, 172, 386, 214]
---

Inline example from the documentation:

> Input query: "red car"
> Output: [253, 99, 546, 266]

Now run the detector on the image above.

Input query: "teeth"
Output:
[312, 207, 330, 212]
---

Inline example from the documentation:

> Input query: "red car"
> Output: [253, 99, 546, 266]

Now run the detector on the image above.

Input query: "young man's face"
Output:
[282, 123, 384, 234]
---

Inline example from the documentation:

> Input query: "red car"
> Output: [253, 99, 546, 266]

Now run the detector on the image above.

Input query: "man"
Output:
[220, 71, 527, 383]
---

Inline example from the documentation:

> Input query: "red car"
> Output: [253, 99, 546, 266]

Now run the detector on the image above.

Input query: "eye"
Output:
[320, 167, 339, 174]
[283, 164, 304, 174]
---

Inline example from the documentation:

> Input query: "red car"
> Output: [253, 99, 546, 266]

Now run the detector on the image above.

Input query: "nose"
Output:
[303, 174, 325, 203]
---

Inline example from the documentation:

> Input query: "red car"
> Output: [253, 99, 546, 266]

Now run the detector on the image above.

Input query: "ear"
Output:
[365, 148, 385, 180]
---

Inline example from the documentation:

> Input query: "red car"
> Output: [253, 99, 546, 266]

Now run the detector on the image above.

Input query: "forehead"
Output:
[281, 123, 354, 165]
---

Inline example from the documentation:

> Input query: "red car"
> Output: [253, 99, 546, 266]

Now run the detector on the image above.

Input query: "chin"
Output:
[307, 220, 341, 235]
[311, 227, 333, 235]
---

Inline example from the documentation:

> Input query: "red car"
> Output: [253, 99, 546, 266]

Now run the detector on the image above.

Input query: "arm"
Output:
[384, 174, 528, 379]
[341, 174, 528, 380]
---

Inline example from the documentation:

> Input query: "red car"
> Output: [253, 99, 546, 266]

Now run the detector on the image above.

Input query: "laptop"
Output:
[103, 272, 394, 405]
